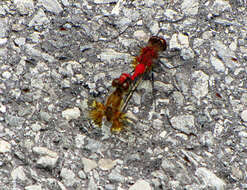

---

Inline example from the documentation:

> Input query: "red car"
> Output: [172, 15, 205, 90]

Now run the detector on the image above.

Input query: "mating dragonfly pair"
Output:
[90, 36, 167, 133]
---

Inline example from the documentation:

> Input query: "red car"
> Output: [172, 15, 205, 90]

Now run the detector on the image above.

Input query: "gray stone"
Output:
[164, 9, 184, 22]
[231, 165, 243, 180]
[212, 0, 231, 15]
[240, 93, 247, 105]
[175, 73, 189, 93]
[192, 70, 209, 99]
[13, 0, 34, 15]
[88, 176, 97, 190]
[105, 184, 115, 190]
[85, 139, 102, 153]
[213, 40, 238, 69]
[39, 111, 51, 122]
[25, 44, 55, 63]
[108, 167, 125, 183]
[161, 158, 176, 170]
[14, 37, 26, 47]
[78, 170, 87, 179]
[75, 134, 86, 148]
[60, 168, 76, 187]
[33, 147, 59, 169]
[5, 114, 25, 127]
[0, 18, 8, 38]
[200, 131, 214, 147]
[172, 91, 184, 106]
[180, 48, 195, 60]
[154, 81, 174, 93]
[28, 9, 49, 27]
[170, 115, 195, 134]
[180, 149, 203, 167]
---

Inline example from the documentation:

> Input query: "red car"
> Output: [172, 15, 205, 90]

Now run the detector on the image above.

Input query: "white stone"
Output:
[30, 123, 42, 131]
[129, 180, 151, 190]
[98, 159, 117, 170]
[11, 166, 27, 181]
[196, 167, 226, 190]
[33, 147, 58, 157]
[150, 21, 159, 35]
[25, 185, 42, 190]
[62, 107, 81, 121]
[170, 33, 189, 50]
[38, 0, 63, 14]
[36, 156, 58, 168]
[159, 130, 167, 138]
[33, 147, 58, 168]
[82, 157, 97, 172]
[133, 30, 148, 41]
[0, 139, 11, 153]
[213, 122, 224, 137]
[0, 38, 7, 46]
[93, 0, 118, 4]
[111, 0, 124, 15]
[241, 110, 247, 122]
[210, 56, 225, 72]
[2, 71, 11, 79]
[0, 104, 6, 113]
[181, 0, 199, 16]
[98, 49, 132, 63]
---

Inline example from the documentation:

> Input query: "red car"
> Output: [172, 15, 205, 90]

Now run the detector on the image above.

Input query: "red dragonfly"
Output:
[90, 36, 167, 132]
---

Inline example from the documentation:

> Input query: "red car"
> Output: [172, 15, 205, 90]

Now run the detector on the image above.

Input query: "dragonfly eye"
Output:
[112, 79, 119, 87]
[122, 81, 129, 90]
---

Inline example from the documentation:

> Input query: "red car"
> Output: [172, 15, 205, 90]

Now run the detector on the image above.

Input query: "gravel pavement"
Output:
[0, 0, 247, 190]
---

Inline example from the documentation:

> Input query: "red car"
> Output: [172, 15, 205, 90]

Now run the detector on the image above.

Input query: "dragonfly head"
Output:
[148, 36, 167, 52]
